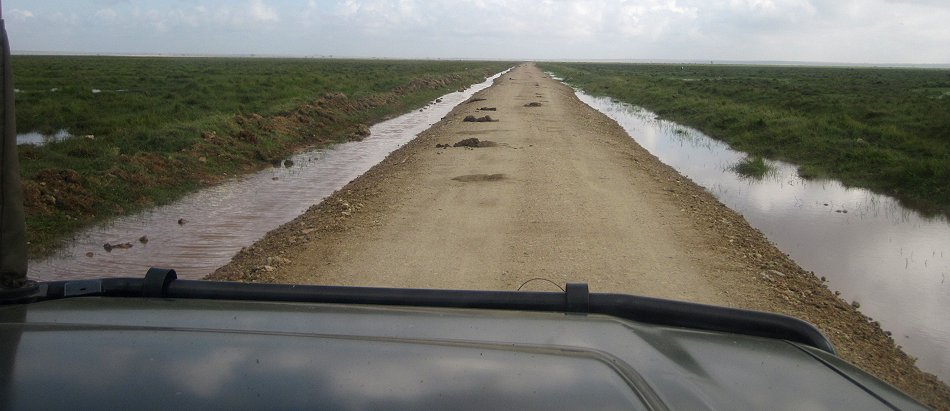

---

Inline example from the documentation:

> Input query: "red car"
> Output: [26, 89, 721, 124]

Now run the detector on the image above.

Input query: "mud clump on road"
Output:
[524, 102, 543, 107]
[452, 174, 506, 182]
[477, 107, 497, 111]
[454, 138, 480, 147]
[102, 242, 133, 252]
[451, 138, 497, 148]
[463, 115, 495, 122]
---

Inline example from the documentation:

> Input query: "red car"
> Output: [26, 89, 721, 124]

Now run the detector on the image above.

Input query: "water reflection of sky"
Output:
[16, 129, 72, 146]
[577, 92, 950, 383]
[12, 330, 643, 410]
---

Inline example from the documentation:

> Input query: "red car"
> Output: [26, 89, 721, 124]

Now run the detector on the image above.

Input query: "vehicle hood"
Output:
[0, 297, 922, 410]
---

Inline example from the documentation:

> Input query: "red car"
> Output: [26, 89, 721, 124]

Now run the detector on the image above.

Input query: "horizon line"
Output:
[11, 50, 950, 69]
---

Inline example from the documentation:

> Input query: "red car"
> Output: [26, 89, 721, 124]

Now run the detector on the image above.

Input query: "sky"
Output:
[3, 0, 949, 64]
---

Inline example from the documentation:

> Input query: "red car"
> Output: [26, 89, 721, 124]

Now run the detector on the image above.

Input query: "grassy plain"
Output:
[14, 56, 511, 256]
[539, 63, 950, 216]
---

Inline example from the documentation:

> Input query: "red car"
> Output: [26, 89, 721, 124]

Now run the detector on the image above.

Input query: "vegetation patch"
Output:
[539, 62, 950, 217]
[730, 156, 773, 180]
[14, 56, 511, 257]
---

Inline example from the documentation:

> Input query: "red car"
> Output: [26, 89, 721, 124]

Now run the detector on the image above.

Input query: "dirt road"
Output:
[212, 63, 950, 408]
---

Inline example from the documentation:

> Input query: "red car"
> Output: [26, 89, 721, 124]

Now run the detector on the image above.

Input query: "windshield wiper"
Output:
[5, 267, 837, 355]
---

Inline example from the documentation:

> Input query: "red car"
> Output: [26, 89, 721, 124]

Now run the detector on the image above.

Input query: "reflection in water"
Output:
[12, 331, 642, 410]
[16, 129, 72, 146]
[27, 69, 509, 281]
[576, 92, 950, 382]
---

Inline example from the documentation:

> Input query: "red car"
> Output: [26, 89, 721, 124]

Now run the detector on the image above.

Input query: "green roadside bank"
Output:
[14, 56, 512, 257]
[539, 62, 950, 218]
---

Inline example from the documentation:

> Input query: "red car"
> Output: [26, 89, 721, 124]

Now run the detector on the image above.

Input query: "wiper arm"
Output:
[11, 267, 837, 356]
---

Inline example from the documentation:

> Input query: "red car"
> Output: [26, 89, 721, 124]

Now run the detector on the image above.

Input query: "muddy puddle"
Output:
[27, 69, 510, 282]
[575, 90, 950, 382]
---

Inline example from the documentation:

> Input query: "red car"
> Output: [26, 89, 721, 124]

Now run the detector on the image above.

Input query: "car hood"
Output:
[0, 297, 923, 410]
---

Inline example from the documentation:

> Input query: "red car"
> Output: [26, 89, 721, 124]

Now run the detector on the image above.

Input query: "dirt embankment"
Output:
[211, 63, 950, 409]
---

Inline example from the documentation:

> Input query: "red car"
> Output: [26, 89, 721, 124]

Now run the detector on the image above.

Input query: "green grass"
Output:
[539, 62, 950, 217]
[14, 56, 512, 256]
[731, 156, 772, 180]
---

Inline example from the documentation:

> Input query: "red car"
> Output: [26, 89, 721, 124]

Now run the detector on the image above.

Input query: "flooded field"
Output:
[27, 70, 508, 281]
[577, 91, 950, 382]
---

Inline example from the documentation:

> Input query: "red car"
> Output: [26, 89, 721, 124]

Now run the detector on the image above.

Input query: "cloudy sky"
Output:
[3, 0, 949, 63]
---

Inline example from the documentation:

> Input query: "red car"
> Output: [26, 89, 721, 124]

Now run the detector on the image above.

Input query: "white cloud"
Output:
[336, 0, 362, 17]
[94, 8, 118, 22]
[206, 1, 280, 27]
[249, 0, 280, 23]
[307, 0, 950, 61]
[7, 9, 34, 20]
[613, 0, 699, 39]
[3, 0, 949, 62]
[113, 1, 281, 34]
[144, 10, 170, 32]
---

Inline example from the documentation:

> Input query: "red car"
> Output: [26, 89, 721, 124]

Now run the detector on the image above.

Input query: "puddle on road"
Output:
[28, 69, 509, 282]
[576, 91, 950, 382]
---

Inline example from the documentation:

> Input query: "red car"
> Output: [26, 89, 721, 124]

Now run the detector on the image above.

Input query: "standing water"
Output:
[574, 91, 950, 382]
[28, 69, 509, 281]
[16, 129, 72, 146]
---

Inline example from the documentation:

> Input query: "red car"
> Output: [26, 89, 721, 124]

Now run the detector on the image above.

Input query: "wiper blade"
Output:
[11, 267, 837, 355]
